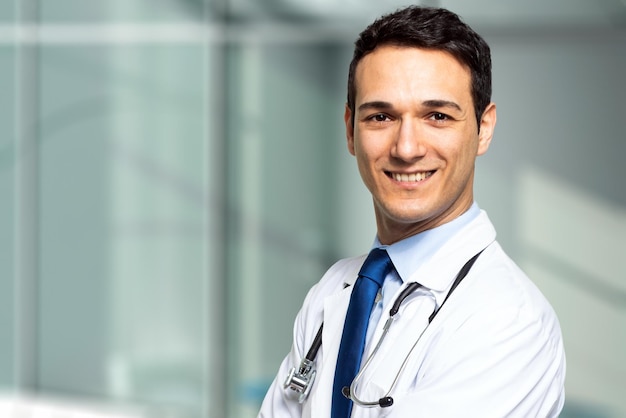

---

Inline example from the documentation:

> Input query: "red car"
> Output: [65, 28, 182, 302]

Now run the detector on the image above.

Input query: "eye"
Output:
[430, 112, 449, 121]
[366, 113, 391, 122]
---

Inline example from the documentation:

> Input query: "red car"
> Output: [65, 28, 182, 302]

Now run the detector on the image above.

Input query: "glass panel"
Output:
[5, 1, 218, 416]
[0, 45, 17, 389]
[0, 1, 16, 23]
[35, 43, 209, 416]
[223, 42, 358, 417]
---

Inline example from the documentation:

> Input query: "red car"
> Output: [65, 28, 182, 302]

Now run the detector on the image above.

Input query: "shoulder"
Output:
[470, 242, 558, 322]
[418, 242, 565, 414]
[436, 240, 564, 353]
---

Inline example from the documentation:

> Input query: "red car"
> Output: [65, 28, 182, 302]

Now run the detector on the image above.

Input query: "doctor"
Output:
[259, 6, 565, 418]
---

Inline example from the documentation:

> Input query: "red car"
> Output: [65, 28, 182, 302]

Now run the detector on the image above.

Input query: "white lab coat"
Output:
[259, 211, 566, 417]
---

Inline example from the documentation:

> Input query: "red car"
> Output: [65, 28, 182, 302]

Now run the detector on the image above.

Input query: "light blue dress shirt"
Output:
[365, 203, 481, 344]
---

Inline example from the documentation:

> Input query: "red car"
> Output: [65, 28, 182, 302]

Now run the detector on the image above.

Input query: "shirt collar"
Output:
[373, 203, 481, 285]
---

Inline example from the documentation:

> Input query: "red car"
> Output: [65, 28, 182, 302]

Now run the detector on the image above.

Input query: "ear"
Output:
[477, 102, 497, 156]
[344, 104, 356, 156]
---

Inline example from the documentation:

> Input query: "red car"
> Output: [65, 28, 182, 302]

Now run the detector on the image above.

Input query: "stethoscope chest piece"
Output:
[284, 358, 317, 403]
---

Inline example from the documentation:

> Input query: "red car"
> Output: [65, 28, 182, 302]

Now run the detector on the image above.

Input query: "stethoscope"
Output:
[284, 249, 484, 408]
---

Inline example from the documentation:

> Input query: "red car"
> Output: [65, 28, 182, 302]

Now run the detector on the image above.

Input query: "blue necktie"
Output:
[331, 248, 393, 418]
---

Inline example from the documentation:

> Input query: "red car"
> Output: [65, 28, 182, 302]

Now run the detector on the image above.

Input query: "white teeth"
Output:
[392, 172, 431, 182]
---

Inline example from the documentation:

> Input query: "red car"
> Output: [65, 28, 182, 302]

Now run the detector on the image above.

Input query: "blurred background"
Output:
[1, 0, 625, 417]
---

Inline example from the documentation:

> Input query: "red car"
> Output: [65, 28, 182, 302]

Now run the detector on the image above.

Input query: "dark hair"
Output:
[347, 6, 492, 129]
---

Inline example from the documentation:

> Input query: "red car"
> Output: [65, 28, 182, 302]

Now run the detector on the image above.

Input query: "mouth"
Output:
[386, 170, 435, 183]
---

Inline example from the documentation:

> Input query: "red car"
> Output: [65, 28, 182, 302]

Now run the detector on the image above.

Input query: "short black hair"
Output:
[347, 6, 492, 129]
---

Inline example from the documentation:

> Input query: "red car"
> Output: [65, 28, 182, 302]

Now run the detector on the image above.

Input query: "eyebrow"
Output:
[422, 99, 463, 112]
[358, 99, 463, 113]
[357, 101, 394, 112]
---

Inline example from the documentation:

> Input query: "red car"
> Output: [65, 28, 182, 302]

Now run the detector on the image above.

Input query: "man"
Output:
[259, 6, 565, 418]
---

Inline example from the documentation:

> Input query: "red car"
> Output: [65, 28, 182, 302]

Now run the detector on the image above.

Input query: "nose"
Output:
[391, 118, 427, 161]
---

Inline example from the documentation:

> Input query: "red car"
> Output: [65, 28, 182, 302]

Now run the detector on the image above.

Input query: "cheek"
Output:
[446, 146, 478, 188]
[354, 133, 388, 160]
[353, 138, 373, 166]
[436, 139, 476, 180]
[354, 144, 382, 187]
[355, 148, 374, 179]
[449, 133, 479, 164]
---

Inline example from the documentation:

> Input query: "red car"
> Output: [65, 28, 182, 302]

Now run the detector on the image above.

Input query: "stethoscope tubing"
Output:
[347, 249, 485, 408]
[347, 281, 423, 406]
[348, 290, 432, 407]
[284, 248, 486, 407]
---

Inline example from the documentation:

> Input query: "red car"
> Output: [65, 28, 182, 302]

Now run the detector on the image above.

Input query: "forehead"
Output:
[354, 46, 472, 106]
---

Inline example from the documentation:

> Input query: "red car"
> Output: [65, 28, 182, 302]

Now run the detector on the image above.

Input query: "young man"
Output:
[259, 6, 565, 418]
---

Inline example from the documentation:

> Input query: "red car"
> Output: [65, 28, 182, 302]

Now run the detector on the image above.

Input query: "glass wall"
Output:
[2, 0, 625, 417]
[4, 1, 218, 416]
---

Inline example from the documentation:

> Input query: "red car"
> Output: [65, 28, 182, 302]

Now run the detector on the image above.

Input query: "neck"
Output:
[375, 201, 474, 246]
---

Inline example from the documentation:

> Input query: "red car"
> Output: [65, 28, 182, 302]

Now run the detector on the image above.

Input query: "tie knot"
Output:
[358, 248, 393, 287]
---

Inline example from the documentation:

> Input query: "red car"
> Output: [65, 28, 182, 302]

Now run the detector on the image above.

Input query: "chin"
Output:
[381, 206, 434, 225]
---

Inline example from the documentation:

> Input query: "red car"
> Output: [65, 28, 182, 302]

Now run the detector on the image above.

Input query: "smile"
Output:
[388, 171, 434, 182]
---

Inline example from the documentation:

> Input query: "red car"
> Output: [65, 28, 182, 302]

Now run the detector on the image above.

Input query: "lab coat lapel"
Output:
[309, 261, 361, 417]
